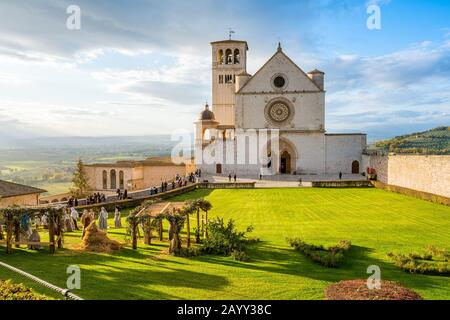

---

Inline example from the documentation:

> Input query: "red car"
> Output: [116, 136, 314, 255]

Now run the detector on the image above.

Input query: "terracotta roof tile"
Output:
[0, 180, 47, 198]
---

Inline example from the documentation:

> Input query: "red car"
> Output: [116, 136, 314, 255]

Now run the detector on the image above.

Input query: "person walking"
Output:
[228, 174, 232, 182]
[339, 172, 343, 180]
[233, 174, 237, 182]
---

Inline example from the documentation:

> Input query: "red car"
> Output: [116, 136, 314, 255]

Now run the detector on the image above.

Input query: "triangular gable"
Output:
[238, 50, 322, 93]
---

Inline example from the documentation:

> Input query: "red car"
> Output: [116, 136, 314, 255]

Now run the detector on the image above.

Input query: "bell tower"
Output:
[210, 38, 248, 126]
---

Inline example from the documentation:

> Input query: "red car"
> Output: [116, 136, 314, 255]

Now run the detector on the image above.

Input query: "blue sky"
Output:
[0, 0, 448, 140]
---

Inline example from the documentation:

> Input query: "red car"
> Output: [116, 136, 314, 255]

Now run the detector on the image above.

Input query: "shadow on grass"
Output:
[195, 241, 448, 294]
[0, 241, 229, 300]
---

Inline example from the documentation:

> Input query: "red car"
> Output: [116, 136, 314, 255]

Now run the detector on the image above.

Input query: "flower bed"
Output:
[387, 246, 449, 276]
[287, 238, 351, 267]
[0, 280, 47, 300]
[325, 280, 422, 300]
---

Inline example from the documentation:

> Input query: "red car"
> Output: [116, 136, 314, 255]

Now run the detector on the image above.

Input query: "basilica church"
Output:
[195, 39, 366, 176]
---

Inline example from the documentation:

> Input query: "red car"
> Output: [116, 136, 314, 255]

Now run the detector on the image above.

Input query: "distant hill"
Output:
[372, 126, 450, 155]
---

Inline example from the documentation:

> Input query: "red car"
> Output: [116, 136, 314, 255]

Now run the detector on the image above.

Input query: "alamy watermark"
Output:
[367, 265, 381, 289]
[66, 5, 81, 30]
[66, 265, 81, 290]
[171, 128, 282, 175]
[367, 4, 381, 30]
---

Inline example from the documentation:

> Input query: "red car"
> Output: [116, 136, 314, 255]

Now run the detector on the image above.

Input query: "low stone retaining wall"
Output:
[312, 180, 373, 188]
[67, 182, 257, 211]
[199, 182, 256, 189]
[74, 183, 200, 211]
[371, 181, 450, 206]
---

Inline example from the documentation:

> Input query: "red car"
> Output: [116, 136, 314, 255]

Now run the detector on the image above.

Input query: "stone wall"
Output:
[325, 134, 367, 174]
[0, 193, 40, 208]
[85, 165, 188, 192]
[364, 154, 450, 198]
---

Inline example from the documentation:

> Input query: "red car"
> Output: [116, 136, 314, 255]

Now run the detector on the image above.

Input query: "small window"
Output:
[273, 76, 286, 88]
[225, 49, 233, 64]
[225, 75, 233, 84]
[218, 49, 224, 64]
[219, 75, 223, 84]
[234, 49, 240, 64]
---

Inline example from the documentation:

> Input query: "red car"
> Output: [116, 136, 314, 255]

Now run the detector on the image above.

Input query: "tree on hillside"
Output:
[71, 158, 90, 197]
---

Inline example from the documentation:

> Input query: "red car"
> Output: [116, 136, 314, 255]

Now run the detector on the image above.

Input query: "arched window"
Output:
[119, 170, 124, 189]
[102, 170, 107, 189]
[110, 169, 117, 190]
[234, 49, 240, 64]
[218, 49, 224, 64]
[203, 128, 211, 140]
[352, 161, 360, 174]
[225, 49, 233, 64]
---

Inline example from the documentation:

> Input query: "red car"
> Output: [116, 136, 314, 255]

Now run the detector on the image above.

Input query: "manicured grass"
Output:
[1, 188, 449, 300]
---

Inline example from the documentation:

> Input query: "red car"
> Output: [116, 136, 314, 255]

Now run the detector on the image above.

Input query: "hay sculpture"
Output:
[81, 222, 121, 253]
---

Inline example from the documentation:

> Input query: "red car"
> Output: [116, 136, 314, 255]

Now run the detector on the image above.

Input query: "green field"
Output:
[1, 188, 449, 300]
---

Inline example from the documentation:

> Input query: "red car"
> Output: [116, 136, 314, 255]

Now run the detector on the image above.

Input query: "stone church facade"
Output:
[195, 39, 366, 176]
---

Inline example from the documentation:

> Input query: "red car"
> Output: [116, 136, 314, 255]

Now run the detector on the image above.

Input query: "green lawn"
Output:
[1, 188, 449, 300]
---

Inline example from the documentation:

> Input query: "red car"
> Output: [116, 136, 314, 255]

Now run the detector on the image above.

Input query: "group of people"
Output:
[150, 172, 198, 196]
[116, 189, 129, 200]
[67, 197, 79, 207]
[63, 205, 123, 238]
[86, 192, 107, 205]
[228, 173, 237, 182]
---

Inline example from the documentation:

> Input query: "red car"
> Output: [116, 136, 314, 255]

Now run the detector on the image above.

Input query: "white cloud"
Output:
[0, 0, 448, 140]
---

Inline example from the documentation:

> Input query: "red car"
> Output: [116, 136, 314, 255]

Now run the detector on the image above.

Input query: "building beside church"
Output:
[84, 157, 193, 192]
[0, 179, 46, 208]
[195, 39, 366, 176]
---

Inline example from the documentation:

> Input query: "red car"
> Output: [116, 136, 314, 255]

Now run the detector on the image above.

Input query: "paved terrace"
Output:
[203, 173, 366, 188]
[43, 174, 368, 207]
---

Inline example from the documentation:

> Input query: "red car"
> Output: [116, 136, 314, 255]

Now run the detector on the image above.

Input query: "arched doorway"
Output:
[261, 137, 298, 175]
[110, 169, 117, 189]
[280, 151, 292, 174]
[352, 161, 360, 174]
[119, 170, 124, 189]
[102, 170, 107, 189]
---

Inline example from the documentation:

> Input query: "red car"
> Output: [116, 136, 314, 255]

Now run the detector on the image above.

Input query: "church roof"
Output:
[0, 180, 47, 198]
[308, 69, 325, 74]
[84, 157, 185, 168]
[210, 40, 249, 50]
[236, 46, 324, 93]
[237, 71, 252, 76]
[199, 103, 216, 121]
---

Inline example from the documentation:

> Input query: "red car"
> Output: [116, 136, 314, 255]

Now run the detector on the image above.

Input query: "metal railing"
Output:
[0, 260, 83, 300]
